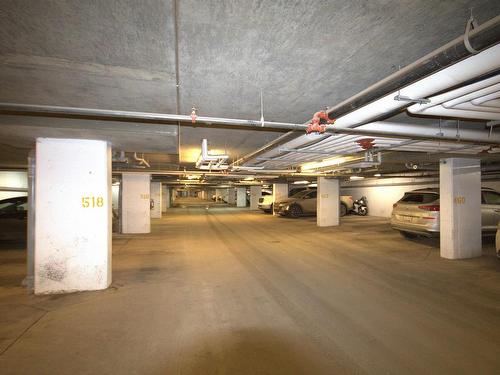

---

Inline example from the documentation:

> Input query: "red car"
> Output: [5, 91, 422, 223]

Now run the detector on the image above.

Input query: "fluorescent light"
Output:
[301, 157, 347, 171]
[293, 180, 310, 185]
[350, 176, 365, 181]
[374, 173, 381, 177]
[308, 183, 317, 187]
[243, 177, 255, 181]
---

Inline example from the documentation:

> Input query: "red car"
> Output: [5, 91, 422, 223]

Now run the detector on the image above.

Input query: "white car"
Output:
[257, 191, 273, 213]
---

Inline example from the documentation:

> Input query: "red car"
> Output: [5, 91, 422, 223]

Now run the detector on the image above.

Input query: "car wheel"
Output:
[401, 231, 417, 239]
[340, 203, 348, 217]
[289, 204, 302, 218]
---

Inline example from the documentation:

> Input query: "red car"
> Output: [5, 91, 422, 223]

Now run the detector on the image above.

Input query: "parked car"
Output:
[0, 196, 28, 241]
[275, 189, 354, 217]
[257, 191, 274, 213]
[391, 187, 500, 238]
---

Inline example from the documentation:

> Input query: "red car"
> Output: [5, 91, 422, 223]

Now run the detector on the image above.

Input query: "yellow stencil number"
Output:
[82, 196, 104, 208]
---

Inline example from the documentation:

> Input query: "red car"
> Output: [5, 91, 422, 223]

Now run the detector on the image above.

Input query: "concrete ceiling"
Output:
[1, 0, 500, 169]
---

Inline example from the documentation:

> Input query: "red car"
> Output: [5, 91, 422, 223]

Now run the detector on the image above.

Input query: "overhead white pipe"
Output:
[408, 74, 500, 119]
[334, 43, 500, 128]
[133, 152, 150, 168]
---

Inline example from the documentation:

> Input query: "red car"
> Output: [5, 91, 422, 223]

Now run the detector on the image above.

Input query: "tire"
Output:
[400, 231, 418, 239]
[289, 204, 303, 218]
[340, 203, 348, 217]
[358, 207, 368, 216]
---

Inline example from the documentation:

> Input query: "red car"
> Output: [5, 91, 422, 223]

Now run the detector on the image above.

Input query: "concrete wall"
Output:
[341, 177, 500, 218]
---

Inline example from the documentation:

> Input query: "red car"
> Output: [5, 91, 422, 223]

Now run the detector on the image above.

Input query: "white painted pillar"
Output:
[317, 177, 340, 227]
[121, 174, 151, 234]
[161, 184, 170, 212]
[150, 182, 162, 219]
[250, 185, 262, 210]
[227, 188, 236, 205]
[440, 158, 481, 259]
[272, 183, 288, 215]
[237, 187, 247, 207]
[34, 138, 111, 294]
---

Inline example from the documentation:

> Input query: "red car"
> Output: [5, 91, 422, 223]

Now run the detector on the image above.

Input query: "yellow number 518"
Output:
[82, 197, 104, 208]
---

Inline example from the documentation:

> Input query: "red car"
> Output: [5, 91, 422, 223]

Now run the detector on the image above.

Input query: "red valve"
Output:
[191, 107, 197, 123]
[356, 138, 375, 150]
[306, 111, 335, 134]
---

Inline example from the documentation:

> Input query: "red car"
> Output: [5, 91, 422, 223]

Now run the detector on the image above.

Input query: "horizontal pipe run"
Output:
[0, 102, 303, 131]
[1, 103, 499, 146]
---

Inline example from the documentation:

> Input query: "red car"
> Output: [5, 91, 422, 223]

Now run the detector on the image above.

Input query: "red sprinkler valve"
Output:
[356, 138, 375, 150]
[191, 107, 197, 123]
[306, 111, 335, 134]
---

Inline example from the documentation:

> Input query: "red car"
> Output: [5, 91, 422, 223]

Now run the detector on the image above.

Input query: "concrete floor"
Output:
[1, 205, 500, 374]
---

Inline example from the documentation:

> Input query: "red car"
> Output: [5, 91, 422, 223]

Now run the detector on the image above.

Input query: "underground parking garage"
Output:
[1, 1, 500, 373]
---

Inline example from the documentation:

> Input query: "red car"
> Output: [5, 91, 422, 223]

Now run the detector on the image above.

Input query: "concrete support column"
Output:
[150, 182, 162, 219]
[237, 187, 247, 207]
[227, 188, 236, 205]
[35, 138, 111, 294]
[440, 158, 481, 259]
[272, 183, 288, 215]
[317, 177, 340, 227]
[161, 185, 170, 212]
[121, 173, 151, 234]
[250, 185, 262, 210]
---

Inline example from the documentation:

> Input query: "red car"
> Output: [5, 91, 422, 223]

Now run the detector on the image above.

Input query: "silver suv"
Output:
[391, 187, 500, 238]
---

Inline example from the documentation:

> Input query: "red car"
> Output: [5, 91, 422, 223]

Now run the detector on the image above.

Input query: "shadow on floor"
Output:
[163, 328, 333, 375]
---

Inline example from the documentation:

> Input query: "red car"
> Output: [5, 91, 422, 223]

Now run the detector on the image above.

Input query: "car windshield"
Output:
[482, 191, 500, 205]
[400, 193, 437, 204]
[290, 190, 311, 198]
[0, 198, 26, 213]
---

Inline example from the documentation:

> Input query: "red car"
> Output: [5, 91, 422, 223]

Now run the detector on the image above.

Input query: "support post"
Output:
[26, 149, 35, 291]
[150, 182, 162, 218]
[317, 177, 340, 227]
[237, 187, 247, 207]
[250, 185, 262, 210]
[439, 158, 481, 259]
[162, 184, 170, 212]
[272, 183, 288, 215]
[121, 173, 151, 233]
[34, 138, 112, 294]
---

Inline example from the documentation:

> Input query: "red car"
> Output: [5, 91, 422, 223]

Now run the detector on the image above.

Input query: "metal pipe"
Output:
[133, 152, 151, 168]
[1, 102, 498, 146]
[325, 15, 500, 121]
[0, 102, 302, 131]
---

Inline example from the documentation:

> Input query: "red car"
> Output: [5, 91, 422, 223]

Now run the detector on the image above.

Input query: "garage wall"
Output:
[0, 171, 28, 200]
[341, 177, 500, 218]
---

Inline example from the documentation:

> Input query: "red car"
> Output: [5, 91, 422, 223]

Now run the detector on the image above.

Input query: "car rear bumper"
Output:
[390, 218, 440, 237]
[258, 203, 272, 211]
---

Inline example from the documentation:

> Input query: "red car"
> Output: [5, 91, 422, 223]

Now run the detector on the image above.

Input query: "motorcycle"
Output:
[350, 196, 368, 216]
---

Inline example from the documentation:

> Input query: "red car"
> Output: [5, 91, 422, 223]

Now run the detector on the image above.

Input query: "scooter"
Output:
[351, 196, 368, 216]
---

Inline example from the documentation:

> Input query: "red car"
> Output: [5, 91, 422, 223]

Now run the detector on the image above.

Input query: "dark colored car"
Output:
[0, 196, 28, 241]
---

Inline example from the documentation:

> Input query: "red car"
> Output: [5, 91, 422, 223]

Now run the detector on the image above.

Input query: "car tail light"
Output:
[418, 204, 440, 211]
